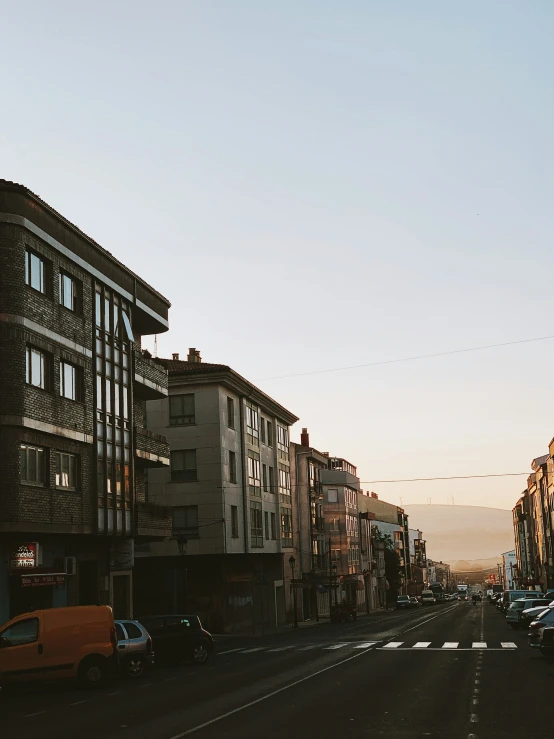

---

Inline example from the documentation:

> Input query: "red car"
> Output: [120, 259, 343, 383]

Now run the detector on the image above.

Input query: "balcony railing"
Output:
[135, 426, 170, 466]
[134, 350, 168, 400]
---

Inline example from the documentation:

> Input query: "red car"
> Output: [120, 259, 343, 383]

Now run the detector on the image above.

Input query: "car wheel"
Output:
[125, 657, 145, 678]
[191, 642, 210, 664]
[78, 656, 107, 687]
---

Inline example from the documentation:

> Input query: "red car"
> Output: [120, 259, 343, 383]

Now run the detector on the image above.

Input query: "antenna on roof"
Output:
[153, 335, 158, 358]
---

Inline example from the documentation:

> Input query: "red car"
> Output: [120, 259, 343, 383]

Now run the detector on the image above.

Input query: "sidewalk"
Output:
[213, 608, 384, 639]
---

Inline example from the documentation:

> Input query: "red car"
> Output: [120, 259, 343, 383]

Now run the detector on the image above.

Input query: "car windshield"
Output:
[398, 597, 409, 601]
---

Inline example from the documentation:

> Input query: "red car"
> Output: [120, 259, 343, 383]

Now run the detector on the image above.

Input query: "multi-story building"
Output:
[0, 179, 171, 622]
[135, 349, 298, 633]
[501, 550, 517, 590]
[289, 429, 331, 620]
[408, 528, 427, 596]
[513, 492, 535, 587]
[320, 457, 365, 607]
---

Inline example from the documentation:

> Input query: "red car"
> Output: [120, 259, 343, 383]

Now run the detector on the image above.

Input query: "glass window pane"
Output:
[122, 311, 134, 342]
[106, 361, 112, 378]
[107, 509, 114, 532]
[28, 448, 36, 482]
[122, 352, 128, 369]
[31, 349, 42, 387]
[104, 297, 111, 332]
[98, 509, 105, 532]
[123, 390, 128, 420]
[95, 291, 102, 326]
[96, 375, 103, 409]
[114, 383, 120, 417]
[25, 348, 30, 383]
[122, 369, 128, 386]
[105, 378, 111, 413]
[30, 253, 43, 292]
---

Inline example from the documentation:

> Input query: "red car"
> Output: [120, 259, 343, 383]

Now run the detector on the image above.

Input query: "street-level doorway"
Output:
[111, 571, 132, 618]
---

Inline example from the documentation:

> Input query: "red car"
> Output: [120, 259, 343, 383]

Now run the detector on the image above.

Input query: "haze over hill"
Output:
[403, 504, 514, 563]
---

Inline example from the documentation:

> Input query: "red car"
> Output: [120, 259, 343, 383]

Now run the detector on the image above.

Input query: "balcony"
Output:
[136, 501, 172, 539]
[134, 350, 168, 400]
[135, 426, 170, 467]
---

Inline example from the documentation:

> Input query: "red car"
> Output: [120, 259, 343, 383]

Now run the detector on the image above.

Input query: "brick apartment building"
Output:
[0, 180, 171, 622]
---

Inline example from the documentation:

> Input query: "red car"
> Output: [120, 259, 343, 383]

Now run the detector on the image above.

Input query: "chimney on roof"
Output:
[300, 428, 309, 447]
[371, 492, 378, 499]
[172, 353, 179, 361]
[187, 348, 202, 363]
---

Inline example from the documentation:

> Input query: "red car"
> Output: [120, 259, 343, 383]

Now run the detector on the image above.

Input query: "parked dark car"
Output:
[396, 596, 411, 610]
[409, 597, 421, 608]
[539, 627, 554, 658]
[137, 615, 214, 665]
[115, 620, 154, 678]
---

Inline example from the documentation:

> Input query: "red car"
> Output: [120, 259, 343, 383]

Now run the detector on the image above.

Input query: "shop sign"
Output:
[10, 543, 39, 569]
[21, 573, 66, 588]
[110, 539, 134, 571]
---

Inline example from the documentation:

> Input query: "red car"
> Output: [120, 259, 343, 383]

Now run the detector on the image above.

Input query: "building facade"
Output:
[0, 180, 171, 623]
[135, 349, 299, 633]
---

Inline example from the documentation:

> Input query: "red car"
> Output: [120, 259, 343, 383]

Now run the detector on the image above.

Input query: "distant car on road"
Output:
[137, 614, 214, 665]
[115, 619, 154, 678]
[421, 591, 436, 605]
[396, 596, 411, 610]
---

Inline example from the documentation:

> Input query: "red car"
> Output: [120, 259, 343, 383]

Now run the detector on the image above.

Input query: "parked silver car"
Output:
[506, 598, 551, 629]
[115, 620, 154, 678]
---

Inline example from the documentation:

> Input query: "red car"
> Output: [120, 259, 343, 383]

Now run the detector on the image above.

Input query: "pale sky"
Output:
[3, 1, 554, 510]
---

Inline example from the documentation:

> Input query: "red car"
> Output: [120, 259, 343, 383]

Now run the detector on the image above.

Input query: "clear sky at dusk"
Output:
[3, 1, 554, 509]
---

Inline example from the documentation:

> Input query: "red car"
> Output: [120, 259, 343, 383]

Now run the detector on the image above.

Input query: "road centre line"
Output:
[167, 645, 376, 738]
[395, 604, 459, 637]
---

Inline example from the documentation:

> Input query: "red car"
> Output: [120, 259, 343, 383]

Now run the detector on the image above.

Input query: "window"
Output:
[250, 501, 263, 547]
[229, 451, 237, 484]
[59, 272, 80, 312]
[331, 548, 341, 562]
[260, 419, 266, 444]
[277, 424, 289, 460]
[281, 510, 293, 548]
[171, 450, 197, 482]
[271, 512, 277, 540]
[329, 518, 339, 532]
[60, 361, 82, 401]
[262, 464, 268, 492]
[227, 397, 235, 429]
[20, 444, 45, 485]
[278, 465, 291, 503]
[327, 488, 338, 503]
[25, 250, 46, 294]
[25, 346, 48, 389]
[266, 421, 273, 447]
[123, 622, 142, 640]
[245, 402, 259, 446]
[172, 505, 199, 538]
[231, 506, 239, 538]
[169, 394, 195, 425]
[54, 451, 77, 489]
[247, 452, 261, 495]
[264, 511, 270, 540]
[0, 618, 38, 647]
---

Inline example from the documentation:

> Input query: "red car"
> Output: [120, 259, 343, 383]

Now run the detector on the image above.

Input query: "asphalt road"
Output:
[1, 600, 550, 739]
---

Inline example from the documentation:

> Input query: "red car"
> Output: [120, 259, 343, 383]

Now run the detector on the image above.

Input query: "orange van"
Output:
[0, 605, 117, 688]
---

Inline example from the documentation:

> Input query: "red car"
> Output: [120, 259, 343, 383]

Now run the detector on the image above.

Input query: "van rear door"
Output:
[0, 614, 43, 683]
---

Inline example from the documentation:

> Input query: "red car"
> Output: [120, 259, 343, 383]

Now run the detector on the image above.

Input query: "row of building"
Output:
[0, 180, 445, 632]
[512, 444, 554, 591]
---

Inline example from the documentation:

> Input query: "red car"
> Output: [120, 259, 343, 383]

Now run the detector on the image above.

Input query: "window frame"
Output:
[172, 505, 199, 538]
[20, 444, 46, 486]
[227, 397, 235, 429]
[58, 271, 80, 313]
[280, 509, 293, 548]
[250, 501, 263, 548]
[170, 449, 198, 482]
[229, 450, 237, 484]
[26, 346, 49, 390]
[169, 394, 196, 426]
[0, 617, 39, 648]
[54, 451, 78, 490]
[24, 249, 47, 295]
[247, 452, 261, 495]
[270, 512, 277, 540]
[245, 402, 259, 446]
[59, 360, 83, 401]
[231, 505, 239, 538]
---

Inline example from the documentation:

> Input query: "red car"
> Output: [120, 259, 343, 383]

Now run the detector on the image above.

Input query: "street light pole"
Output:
[289, 555, 298, 628]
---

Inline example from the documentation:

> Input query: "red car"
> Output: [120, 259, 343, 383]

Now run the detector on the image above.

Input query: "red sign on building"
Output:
[10, 543, 39, 569]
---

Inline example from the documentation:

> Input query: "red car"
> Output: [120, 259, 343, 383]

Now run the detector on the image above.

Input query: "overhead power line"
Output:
[258, 334, 554, 381]
[362, 472, 530, 484]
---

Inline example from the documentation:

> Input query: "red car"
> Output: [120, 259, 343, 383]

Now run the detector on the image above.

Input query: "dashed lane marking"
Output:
[217, 648, 243, 655]
[267, 646, 296, 652]
[323, 643, 349, 650]
[240, 648, 266, 653]
[353, 642, 377, 649]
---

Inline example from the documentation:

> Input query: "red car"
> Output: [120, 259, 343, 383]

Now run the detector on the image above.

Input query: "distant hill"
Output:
[403, 504, 514, 563]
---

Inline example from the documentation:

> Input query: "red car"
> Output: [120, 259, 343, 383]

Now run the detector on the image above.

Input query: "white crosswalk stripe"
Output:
[383, 642, 403, 649]
[353, 642, 377, 649]
[413, 642, 431, 648]
[501, 642, 517, 649]
[324, 643, 349, 650]
[442, 642, 459, 649]
[472, 642, 487, 649]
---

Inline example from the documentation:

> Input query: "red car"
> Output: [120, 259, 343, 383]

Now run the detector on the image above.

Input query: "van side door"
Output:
[0, 616, 42, 682]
